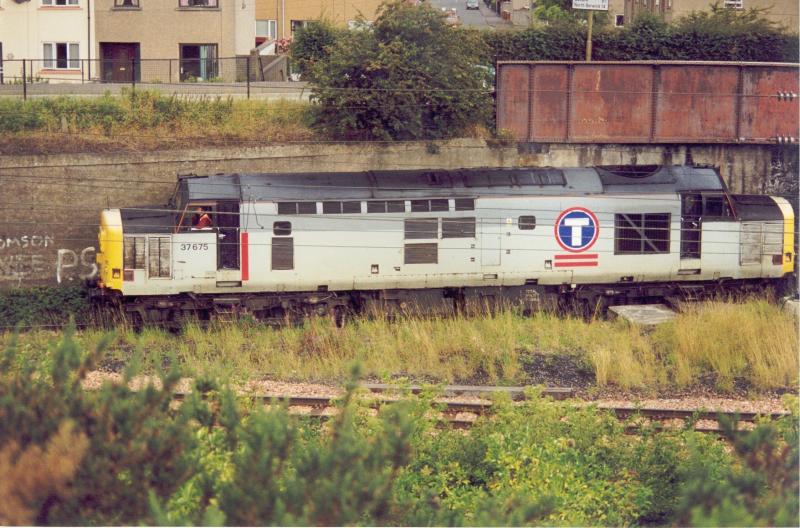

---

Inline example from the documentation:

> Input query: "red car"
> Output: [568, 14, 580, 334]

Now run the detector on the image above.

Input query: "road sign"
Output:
[554, 207, 599, 252]
[572, 0, 608, 10]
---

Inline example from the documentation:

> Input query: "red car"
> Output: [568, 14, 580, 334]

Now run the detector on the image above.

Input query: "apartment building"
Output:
[619, 0, 798, 29]
[93, 0, 255, 82]
[255, 0, 384, 42]
[0, 0, 92, 83]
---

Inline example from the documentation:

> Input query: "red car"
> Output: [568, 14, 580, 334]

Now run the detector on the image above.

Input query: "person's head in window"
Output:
[193, 207, 212, 229]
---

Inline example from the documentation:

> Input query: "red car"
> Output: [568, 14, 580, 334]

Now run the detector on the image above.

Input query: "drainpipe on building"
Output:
[281, 0, 286, 39]
[87, 0, 92, 80]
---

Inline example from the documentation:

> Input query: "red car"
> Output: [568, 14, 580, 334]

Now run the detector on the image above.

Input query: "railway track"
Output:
[174, 383, 790, 433]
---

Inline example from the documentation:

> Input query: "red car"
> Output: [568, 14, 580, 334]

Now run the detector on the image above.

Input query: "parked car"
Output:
[466, 0, 480, 9]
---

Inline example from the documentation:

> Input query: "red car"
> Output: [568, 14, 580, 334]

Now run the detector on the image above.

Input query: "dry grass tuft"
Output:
[0, 421, 89, 525]
[0, 92, 315, 155]
[652, 300, 799, 391]
[2, 301, 797, 392]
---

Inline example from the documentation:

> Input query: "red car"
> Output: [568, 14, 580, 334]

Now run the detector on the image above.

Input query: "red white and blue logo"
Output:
[554, 207, 599, 253]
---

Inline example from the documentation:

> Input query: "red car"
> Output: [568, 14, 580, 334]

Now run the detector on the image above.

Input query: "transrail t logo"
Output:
[554, 207, 599, 252]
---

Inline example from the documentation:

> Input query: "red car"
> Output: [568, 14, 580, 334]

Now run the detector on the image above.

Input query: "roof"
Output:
[120, 207, 174, 234]
[174, 166, 727, 203]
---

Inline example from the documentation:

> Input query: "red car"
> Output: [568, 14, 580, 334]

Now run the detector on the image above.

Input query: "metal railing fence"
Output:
[0, 56, 296, 100]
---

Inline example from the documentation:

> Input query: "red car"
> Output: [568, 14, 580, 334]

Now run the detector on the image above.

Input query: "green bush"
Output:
[1, 332, 797, 525]
[304, 0, 493, 140]
[290, 19, 344, 77]
[0, 285, 91, 327]
[487, 5, 798, 62]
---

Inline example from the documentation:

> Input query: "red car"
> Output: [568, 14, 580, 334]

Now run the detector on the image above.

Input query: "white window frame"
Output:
[256, 19, 278, 40]
[614, 14, 624, 27]
[290, 20, 308, 35]
[43, 42, 80, 70]
[42, 0, 80, 6]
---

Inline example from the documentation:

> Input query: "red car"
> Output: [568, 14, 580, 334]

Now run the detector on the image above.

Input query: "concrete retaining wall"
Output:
[0, 140, 796, 287]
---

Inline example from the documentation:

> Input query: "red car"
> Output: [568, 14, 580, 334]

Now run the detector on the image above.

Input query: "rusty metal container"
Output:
[496, 61, 800, 144]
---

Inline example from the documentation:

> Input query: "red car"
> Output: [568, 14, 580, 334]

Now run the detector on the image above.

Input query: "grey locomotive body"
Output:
[95, 165, 796, 325]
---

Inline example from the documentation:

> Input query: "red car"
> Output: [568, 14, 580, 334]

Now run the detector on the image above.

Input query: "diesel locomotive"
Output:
[93, 165, 796, 325]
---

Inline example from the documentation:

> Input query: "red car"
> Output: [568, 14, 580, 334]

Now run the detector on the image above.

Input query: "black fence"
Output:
[0, 56, 296, 99]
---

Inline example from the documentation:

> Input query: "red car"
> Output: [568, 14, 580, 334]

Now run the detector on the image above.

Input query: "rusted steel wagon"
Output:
[496, 61, 800, 144]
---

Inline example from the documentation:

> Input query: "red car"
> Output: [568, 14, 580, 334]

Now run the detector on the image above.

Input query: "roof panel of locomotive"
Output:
[177, 166, 726, 203]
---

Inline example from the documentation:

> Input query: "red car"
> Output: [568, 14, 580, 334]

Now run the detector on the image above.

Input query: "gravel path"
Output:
[82, 372, 792, 414]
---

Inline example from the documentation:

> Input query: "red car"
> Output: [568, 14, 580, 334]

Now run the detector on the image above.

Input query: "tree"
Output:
[304, 0, 492, 140]
[290, 20, 343, 77]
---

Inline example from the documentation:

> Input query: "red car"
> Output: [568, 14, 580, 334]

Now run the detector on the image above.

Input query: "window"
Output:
[411, 199, 448, 213]
[615, 213, 671, 254]
[42, 0, 79, 5]
[322, 201, 361, 214]
[367, 200, 405, 213]
[123, 236, 146, 269]
[273, 221, 291, 235]
[454, 198, 475, 211]
[405, 243, 438, 264]
[43, 43, 80, 69]
[114, 0, 139, 6]
[681, 193, 733, 219]
[178, 0, 218, 7]
[723, 0, 743, 8]
[256, 20, 278, 39]
[272, 238, 293, 270]
[518, 216, 536, 230]
[148, 237, 172, 278]
[291, 20, 309, 34]
[277, 202, 317, 215]
[615, 14, 625, 26]
[442, 218, 476, 239]
[405, 218, 437, 239]
[180, 44, 218, 81]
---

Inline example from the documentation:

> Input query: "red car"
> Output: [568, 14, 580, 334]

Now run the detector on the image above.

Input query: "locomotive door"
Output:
[216, 201, 240, 281]
[680, 194, 702, 268]
[480, 217, 501, 268]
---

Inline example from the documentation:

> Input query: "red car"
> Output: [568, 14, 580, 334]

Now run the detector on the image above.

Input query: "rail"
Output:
[172, 384, 790, 433]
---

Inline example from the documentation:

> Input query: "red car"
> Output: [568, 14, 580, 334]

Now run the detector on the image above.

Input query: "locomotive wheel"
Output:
[333, 306, 350, 328]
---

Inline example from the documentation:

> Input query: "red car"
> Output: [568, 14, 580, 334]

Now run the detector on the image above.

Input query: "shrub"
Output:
[305, 0, 493, 140]
[290, 20, 343, 77]
[0, 327, 199, 524]
[0, 285, 91, 327]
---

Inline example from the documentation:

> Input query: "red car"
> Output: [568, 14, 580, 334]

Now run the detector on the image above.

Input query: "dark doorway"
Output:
[100, 43, 140, 82]
[179, 44, 218, 81]
[680, 193, 702, 259]
[217, 201, 240, 270]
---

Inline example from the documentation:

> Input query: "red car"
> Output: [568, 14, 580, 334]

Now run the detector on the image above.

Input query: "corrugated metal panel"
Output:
[740, 222, 762, 265]
[271, 238, 293, 270]
[497, 61, 800, 144]
[570, 64, 653, 142]
[740, 67, 800, 142]
[654, 65, 739, 142]
[404, 243, 438, 264]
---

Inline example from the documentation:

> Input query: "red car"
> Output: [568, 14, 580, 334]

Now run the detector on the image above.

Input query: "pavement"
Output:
[0, 81, 311, 100]
[427, 0, 510, 29]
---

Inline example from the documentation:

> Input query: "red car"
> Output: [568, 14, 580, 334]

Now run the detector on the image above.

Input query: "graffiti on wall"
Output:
[0, 234, 97, 284]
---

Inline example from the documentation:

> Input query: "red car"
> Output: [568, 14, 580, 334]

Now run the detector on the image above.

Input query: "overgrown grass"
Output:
[0, 90, 315, 154]
[3, 300, 797, 392]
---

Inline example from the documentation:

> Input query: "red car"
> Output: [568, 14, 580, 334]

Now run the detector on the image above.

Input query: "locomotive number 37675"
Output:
[180, 243, 209, 251]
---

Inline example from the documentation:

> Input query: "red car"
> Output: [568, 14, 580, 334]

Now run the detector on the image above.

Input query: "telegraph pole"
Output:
[573, 0, 607, 62]
[585, 10, 594, 62]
